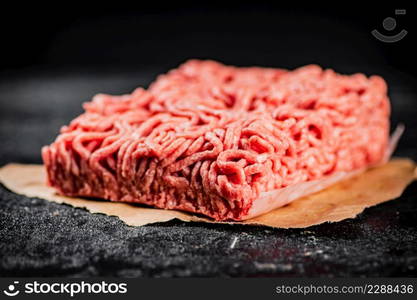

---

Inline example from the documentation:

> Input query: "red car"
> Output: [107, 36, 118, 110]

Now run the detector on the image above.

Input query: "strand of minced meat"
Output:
[42, 60, 389, 220]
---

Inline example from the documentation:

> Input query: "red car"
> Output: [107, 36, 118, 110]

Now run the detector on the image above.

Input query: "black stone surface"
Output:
[1, 67, 417, 277]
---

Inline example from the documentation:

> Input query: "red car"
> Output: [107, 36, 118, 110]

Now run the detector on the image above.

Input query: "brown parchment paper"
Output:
[0, 158, 416, 228]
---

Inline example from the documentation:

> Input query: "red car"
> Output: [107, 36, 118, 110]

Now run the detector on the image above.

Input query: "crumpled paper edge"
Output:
[0, 158, 416, 228]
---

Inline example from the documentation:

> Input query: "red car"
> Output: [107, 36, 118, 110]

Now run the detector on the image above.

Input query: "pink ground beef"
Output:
[42, 60, 390, 221]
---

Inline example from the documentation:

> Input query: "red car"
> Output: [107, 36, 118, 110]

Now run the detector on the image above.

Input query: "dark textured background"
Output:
[1, 4, 416, 277]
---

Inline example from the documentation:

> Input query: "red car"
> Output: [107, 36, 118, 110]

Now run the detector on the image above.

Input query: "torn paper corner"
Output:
[0, 158, 416, 229]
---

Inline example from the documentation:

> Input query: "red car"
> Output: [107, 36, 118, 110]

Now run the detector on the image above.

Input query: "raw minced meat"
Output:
[42, 60, 390, 220]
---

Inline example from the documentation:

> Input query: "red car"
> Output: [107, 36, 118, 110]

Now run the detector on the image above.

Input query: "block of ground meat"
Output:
[42, 60, 390, 221]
